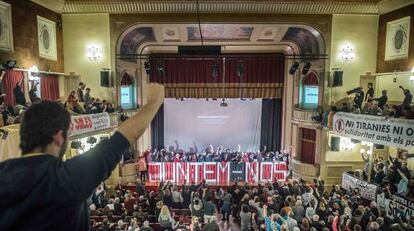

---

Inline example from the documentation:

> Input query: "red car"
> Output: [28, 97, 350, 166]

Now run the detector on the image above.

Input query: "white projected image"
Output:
[164, 98, 262, 152]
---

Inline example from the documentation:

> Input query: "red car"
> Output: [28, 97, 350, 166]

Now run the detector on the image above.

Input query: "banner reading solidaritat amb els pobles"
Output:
[332, 112, 414, 149]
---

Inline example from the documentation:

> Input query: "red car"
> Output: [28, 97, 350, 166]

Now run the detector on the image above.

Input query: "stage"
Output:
[124, 181, 272, 193]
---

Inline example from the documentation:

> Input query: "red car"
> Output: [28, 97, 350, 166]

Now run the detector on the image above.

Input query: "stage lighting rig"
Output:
[289, 61, 299, 75]
[156, 60, 165, 76]
[144, 60, 151, 75]
[302, 62, 311, 75]
[212, 61, 219, 78]
[236, 62, 244, 78]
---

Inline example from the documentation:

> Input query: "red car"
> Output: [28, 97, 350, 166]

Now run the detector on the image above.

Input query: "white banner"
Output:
[69, 113, 111, 137]
[341, 172, 377, 201]
[333, 112, 414, 149]
[377, 192, 414, 220]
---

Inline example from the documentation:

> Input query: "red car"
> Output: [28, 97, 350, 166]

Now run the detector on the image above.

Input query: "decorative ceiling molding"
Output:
[31, 0, 65, 13]
[377, 0, 414, 15]
[63, 1, 379, 14]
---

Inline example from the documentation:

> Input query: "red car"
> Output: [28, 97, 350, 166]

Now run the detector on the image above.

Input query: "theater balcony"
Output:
[292, 106, 321, 124]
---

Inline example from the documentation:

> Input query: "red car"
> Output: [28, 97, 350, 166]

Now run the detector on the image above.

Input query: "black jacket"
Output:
[0, 132, 129, 231]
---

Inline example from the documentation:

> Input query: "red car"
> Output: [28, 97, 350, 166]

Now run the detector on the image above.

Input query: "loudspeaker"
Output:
[374, 144, 384, 149]
[332, 71, 343, 87]
[100, 71, 110, 87]
[331, 136, 340, 152]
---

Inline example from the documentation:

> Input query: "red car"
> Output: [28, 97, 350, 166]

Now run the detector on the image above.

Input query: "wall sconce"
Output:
[360, 141, 373, 155]
[410, 66, 414, 83]
[339, 43, 355, 62]
[86, 44, 102, 62]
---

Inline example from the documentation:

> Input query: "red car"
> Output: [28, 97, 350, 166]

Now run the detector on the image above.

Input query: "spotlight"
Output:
[220, 98, 228, 107]
[302, 62, 311, 75]
[236, 62, 244, 78]
[70, 141, 81, 149]
[144, 61, 151, 75]
[87, 136, 97, 144]
[156, 60, 165, 76]
[212, 62, 219, 78]
[289, 61, 299, 75]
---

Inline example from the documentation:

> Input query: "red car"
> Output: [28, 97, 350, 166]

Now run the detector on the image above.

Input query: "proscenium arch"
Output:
[114, 22, 328, 151]
[115, 22, 327, 103]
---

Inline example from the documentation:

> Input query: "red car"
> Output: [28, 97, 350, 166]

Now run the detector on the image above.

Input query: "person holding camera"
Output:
[400, 85, 413, 109]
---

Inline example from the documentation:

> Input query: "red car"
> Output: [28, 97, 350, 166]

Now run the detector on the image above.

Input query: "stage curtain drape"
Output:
[300, 128, 316, 164]
[260, 99, 282, 152]
[303, 72, 319, 85]
[151, 103, 164, 150]
[121, 73, 133, 86]
[149, 53, 284, 98]
[40, 74, 59, 101]
[3, 70, 24, 107]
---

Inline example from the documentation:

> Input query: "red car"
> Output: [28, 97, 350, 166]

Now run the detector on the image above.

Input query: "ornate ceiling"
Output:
[31, 0, 414, 15]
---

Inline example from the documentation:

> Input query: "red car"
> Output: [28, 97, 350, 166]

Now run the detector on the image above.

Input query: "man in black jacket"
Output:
[0, 83, 164, 231]
[373, 90, 388, 110]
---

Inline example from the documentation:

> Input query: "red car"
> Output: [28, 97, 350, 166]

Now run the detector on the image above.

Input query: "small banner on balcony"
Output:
[377, 192, 414, 220]
[333, 112, 414, 149]
[69, 112, 111, 137]
[341, 172, 377, 201]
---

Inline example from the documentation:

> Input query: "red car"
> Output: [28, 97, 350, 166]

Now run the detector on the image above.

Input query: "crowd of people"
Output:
[87, 175, 414, 231]
[333, 83, 413, 119]
[0, 78, 117, 126]
[368, 152, 411, 198]
[62, 82, 116, 115]
[146, 145, 290, 163]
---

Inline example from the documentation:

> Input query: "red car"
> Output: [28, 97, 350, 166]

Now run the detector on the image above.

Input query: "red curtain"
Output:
[40, 74, 59, 101]
[121, 73, 133, 86]
[3, 70, 24, 107]
[303, 71, 319, 85]
[149, 53, 285, 84]
[300, 128, 316, 164]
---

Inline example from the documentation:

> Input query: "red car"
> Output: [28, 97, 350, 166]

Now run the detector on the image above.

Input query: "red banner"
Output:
[147, 162, 287, 184]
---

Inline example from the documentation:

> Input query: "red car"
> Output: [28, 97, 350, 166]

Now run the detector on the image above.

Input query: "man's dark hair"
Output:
[20, 101, 71, 154]
[368, 82, 373, 87]
[79, 82, 84, 86]
[86, 88, 91, 91]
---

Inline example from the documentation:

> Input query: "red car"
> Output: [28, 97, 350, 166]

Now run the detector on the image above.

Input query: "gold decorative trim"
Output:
[63, 1, 379, 14]
[31, 0, 65, 13]
[378, 0, 414, 15]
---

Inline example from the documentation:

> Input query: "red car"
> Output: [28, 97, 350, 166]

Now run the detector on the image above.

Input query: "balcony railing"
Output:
[292, 106, 320, 123]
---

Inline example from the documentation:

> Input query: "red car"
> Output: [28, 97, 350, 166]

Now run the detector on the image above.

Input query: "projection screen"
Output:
[164, 98, 262, 152]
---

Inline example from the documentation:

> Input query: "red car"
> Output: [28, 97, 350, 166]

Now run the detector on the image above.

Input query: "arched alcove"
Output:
[119, 72, 136, 109]
[299, 71, 320, 110]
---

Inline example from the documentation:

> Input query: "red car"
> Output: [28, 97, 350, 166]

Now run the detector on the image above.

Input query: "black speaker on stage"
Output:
[100, 70, 110, 87]
[331, 136, 340, 152]
[332, 71, 343, 87]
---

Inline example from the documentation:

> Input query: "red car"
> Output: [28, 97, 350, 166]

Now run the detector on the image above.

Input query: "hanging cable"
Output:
[196, 0, 204, 46]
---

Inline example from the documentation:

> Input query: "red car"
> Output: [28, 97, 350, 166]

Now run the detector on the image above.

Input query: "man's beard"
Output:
[58, 138, 68, 160]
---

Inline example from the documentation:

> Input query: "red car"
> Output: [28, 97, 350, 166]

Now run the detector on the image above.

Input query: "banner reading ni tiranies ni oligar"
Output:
[333, 112, 414, 149]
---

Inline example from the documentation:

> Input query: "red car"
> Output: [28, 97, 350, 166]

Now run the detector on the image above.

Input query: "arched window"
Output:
[120, 72, 136, 110]
[299, 71, 319, 110]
